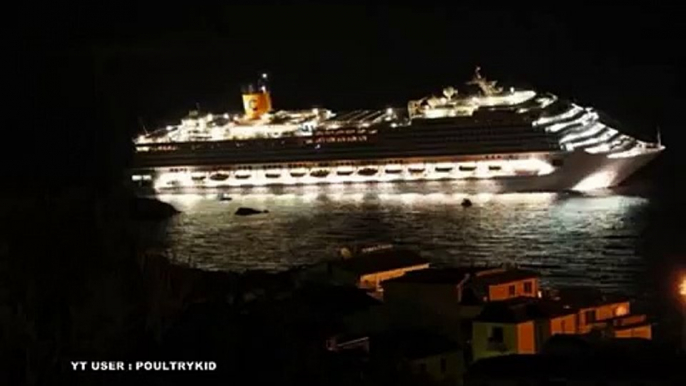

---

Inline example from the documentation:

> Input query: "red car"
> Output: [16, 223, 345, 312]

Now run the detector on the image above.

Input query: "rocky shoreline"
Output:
[130, 196, 180, 221]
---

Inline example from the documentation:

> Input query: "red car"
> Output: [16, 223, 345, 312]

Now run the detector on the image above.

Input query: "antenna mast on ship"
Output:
[138, 117, 149, 135]
[656, 126, 662, 147]
[467, 66, 502, 96]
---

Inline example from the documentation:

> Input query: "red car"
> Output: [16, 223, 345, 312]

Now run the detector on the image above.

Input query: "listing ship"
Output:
[131, 68, 664, 192]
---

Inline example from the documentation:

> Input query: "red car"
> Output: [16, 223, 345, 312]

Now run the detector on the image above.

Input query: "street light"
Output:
[680, 276, 686, 351]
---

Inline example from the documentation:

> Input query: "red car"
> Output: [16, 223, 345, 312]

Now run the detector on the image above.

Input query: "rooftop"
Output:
[472, 268, 540, 286]
[596, 314, 651, 330]
[474, 297, 576, 323]
[383, 267, 486, 285]
[330, 248, 429, 276]
[549, 286, 629, 309]
[382, 266, 539, 286]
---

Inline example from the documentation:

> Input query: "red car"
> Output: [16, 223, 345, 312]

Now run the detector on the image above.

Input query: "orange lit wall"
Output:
[488, 278, 539, 301]
[517, 322, 536, 354]
[614, 325, 652, 339]
[578, 301, 630, 333]
[549, 314, 578, 335]
[358, 264, 430, 291]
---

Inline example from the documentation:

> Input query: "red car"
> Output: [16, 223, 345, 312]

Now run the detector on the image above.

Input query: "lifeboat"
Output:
[265, 171, 281, 178]
[290, 169, 307, 177]
[385, 166, 402, 174]
[435, 164, 453, 172]
[311, 169, 330, 178]
[488, 165, 502, 171]
[209, 172, 229, 181]
[358, 167, 378, 176]
[191, 173, 206, 182]
[408, 165, 425, 174]
[235, 171, 251, 179]
[458, 165, 477, 172]
[337, 167, 354, 176]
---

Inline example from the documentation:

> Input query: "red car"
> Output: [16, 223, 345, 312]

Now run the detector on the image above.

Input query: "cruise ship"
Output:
[131, 68, 664, 192]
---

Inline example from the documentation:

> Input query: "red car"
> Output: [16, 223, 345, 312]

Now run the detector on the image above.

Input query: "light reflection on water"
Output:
[142, 183, 674, 296]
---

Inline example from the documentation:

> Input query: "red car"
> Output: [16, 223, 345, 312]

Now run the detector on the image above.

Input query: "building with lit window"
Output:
[471, 289, 652, 362]
[382, 267, 540, 342]
[471, 298, 578, 361]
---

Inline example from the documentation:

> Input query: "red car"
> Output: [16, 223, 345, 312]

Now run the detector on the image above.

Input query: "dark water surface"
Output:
[141, 180, 686, 339]
[146, 182, 682, 291]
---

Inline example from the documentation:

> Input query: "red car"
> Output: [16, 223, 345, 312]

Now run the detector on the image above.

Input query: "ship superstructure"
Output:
[131, 69, 664, 192]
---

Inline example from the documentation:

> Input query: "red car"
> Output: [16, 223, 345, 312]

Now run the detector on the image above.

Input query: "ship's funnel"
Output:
[241, 76, 272, 120]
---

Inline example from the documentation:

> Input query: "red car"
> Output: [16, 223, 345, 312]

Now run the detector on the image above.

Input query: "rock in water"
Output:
[235, 207, 267, 216]
[131, 197, 180, 220]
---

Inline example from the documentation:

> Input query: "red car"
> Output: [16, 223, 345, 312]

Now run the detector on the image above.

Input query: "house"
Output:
[370, 330, 465, 385]
[551, 287, 651, 338]
[327, 245, 429, 296]
[471, 297, 578, 361]
[471, 291, 652, 362]
[382, 267, 540, 342]
[383, 266, 540, 307]
[471, 268, 541, 301]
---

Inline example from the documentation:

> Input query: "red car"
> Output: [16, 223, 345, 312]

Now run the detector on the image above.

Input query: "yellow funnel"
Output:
[242, 91, 272, 120]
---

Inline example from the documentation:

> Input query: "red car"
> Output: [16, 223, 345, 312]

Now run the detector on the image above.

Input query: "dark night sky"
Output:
[13, 2, 684, 191]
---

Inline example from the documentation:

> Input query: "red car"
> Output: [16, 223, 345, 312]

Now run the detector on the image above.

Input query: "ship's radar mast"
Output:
[467, 66, 503, 96]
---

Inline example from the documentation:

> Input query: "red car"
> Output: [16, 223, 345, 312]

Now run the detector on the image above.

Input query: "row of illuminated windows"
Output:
[139, 144, 559, 166]
[161, 154, 544, 173]
[139, 136, 555, 155]
[390, 127, 543, 137]
[306, 135, 369, 144]
[139, 127, 547, 151]
[314, 128, 378, 136]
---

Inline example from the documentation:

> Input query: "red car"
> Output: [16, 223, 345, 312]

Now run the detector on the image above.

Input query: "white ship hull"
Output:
[480, 149, 662, 192]
[134, 148, 662, 193]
